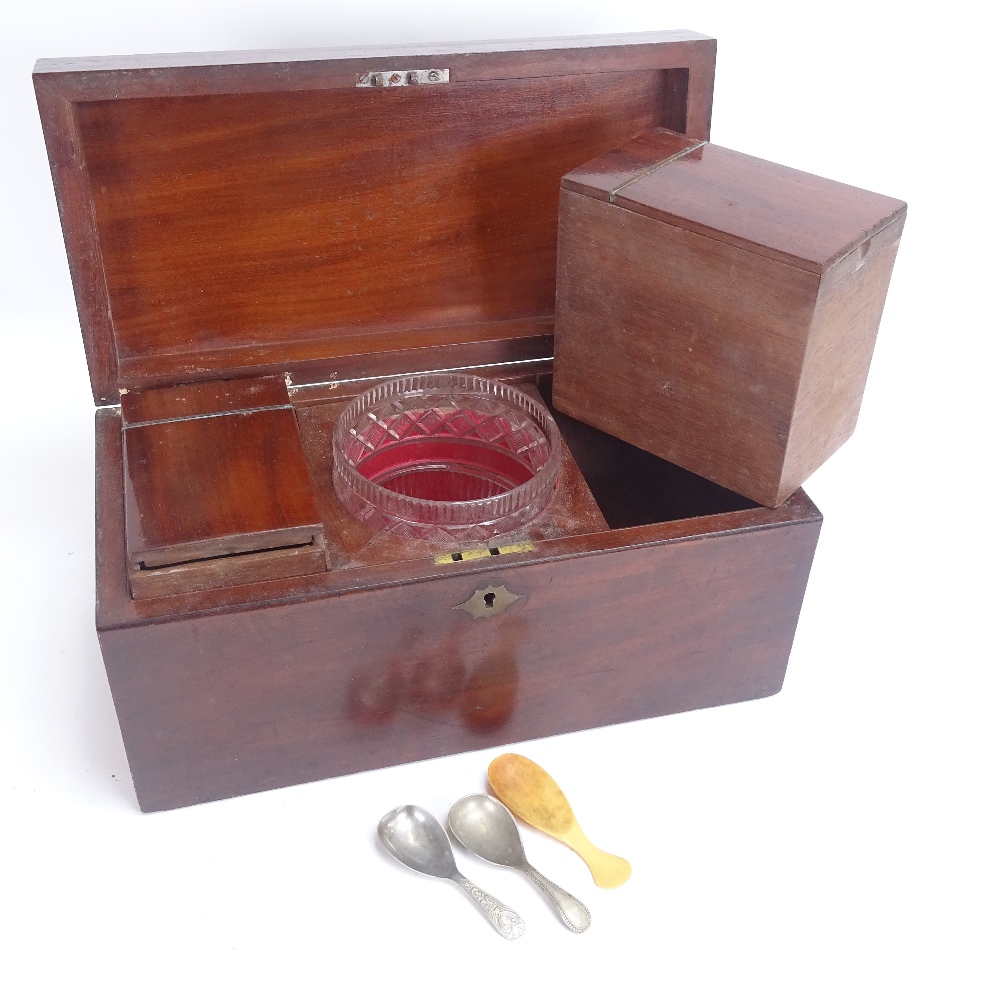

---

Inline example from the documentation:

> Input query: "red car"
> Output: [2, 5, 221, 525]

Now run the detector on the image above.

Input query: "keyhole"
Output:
[483, 592, 496, 609]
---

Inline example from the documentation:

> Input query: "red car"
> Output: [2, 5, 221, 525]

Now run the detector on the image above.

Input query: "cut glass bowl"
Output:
[332, 374, 561, 542]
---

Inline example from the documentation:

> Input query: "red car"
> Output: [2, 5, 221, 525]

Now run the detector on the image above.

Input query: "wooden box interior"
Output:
[34, 31, 747, 603]
[110, 366, 764, 610]
[95, 370, 788, 630]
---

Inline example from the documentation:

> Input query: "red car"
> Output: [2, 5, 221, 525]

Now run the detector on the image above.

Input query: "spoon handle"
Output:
[451, 876, 526, 940]
[562, 824, 632, 888]
[520, 863, 591, 932]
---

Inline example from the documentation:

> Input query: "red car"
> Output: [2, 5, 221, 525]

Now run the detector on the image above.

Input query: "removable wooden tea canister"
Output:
[553, 127, 906, 507]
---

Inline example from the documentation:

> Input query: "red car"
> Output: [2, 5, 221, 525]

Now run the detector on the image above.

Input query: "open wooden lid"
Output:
[34, 32, 716, 404]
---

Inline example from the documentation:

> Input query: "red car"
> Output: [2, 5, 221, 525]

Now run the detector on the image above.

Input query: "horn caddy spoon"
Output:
[488, 754, 632, 888]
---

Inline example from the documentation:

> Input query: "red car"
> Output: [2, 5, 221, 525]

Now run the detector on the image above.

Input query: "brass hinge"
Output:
[357, 69, 450, 88]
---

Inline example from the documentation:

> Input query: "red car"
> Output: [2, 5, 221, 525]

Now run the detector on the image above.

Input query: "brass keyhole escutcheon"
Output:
[454, 584, 520, 619]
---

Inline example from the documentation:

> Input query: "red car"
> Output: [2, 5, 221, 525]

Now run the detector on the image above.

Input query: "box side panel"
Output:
[779, 214, 905, 499]
[99, 515, 820, 812]
[553, 190, 820, 507]
[33, 80, 120, 403]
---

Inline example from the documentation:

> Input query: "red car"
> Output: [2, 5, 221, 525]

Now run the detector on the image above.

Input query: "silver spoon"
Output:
[377, 804, 526, 940]
[448, 793, 592, 933]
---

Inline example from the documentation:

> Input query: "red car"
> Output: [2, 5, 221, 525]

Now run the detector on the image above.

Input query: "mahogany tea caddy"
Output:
[35, 32, 828, 811]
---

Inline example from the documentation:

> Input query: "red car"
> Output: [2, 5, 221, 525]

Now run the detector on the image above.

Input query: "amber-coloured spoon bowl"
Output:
[487, 753, 632, 888]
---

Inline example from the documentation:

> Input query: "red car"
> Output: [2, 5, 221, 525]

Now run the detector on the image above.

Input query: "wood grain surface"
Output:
[122, 378, 328, 597]
[120, 376, 291, 424]
[588, 129, 906, 270]
[553, 128, 905, 507]
[96, 383, 821, 810]
[561, 126, 702, 202]
[294, 382, 610, 573]
[33, 34, 716, 403]
[36, 36, 826, 811]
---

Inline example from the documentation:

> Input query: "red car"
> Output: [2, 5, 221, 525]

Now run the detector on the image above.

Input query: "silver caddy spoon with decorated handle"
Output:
[377, 804, 526, 940]
[448, 793, 591, 932]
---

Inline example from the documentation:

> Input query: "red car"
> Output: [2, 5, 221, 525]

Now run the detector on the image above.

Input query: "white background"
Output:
[2, 2, 996, 997]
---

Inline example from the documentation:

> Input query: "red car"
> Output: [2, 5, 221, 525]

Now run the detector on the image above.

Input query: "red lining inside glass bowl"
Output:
[333, 374, 561, 540]
[355, 430, 534, 502]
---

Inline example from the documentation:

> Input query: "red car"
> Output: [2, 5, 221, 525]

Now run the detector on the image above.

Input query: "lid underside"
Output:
[34, 33, 716, 403]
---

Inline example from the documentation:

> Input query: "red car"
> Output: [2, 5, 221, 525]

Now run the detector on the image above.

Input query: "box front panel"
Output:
[100, 516, 819, 811]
